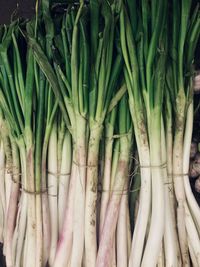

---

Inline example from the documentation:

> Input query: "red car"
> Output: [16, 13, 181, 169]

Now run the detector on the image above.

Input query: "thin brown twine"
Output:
[2, 161, 189, 195]
[105, 132, 131, 141]
[99, 164, 139, 196]
[2, 167, 57, 196]
[21, 188, 47, 195]
[99, 186, 141, 195]
[139, 162, 167, 169]
[73, 160, 98, 168]
[47, 170, 71, 192]
[47, 170, 71, 176]
[98, 162, 188, 195]
[168, 173, 188, 177]
[164, 173, 189, 186]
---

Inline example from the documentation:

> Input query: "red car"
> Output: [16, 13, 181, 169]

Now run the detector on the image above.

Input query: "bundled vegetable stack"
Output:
[0, 0, 199, 267]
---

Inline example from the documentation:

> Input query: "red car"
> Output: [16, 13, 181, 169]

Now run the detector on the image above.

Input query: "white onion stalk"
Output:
[129, 157, 151, 267]
[165, 94, 181, 265]
[141, 115, 165, 267]
[0, 140, 5, 243]
[164, 186, 178, 267]
[13, 143, 27, 267]
[161, 116, 178, 267]
[110, 141, 120, 267]
[182, 102, 200, 262]
[127, 203, 131, 258]
[117, 187, 128, 267]
[107, 140, 120, 267]
[23, 226, 28, 267]
[3, 163, 12, 256]
[58, 131, 72, 234]
[99, 121, 114, 237]
[35, 195, 42, 267]
[71, 115, 87, 267]
[24, 142, 36, 267]
[170, 0, 199, 264]
[120, 14, 152, 264]
[111, 237, 116, 267]
[183, 102, 200, 231]
[188, 238, 199, 267]
[184, 202, 200, 265]
[173, 117, 189, 266]
[128, 112, 151, 267]
[12, 193, 27, 267]
[157, 242, 165, 267]
[110, 141, 120, 191]
[0, 200, 3, 243]
[41, 133, 51, 266]
[48, 122, 58, 266]
[5, 164, 12, 222]
[85, 122, 103, 267]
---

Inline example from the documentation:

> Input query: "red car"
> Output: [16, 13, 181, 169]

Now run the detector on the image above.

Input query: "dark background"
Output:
[0, 0, 35, 24]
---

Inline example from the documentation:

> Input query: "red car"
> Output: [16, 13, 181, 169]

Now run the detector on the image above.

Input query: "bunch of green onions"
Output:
[0, 0, 199, 267]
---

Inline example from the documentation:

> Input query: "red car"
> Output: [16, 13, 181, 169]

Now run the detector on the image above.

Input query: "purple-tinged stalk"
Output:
[5, 138, 20, 267]
[85, 1, 123, 264]
[53, 158, 77, 267]
[96, 94, 132, 267]
[117, 183, 129, 267]
[99, 111, 116, 238]
[96, 133, 132, 267]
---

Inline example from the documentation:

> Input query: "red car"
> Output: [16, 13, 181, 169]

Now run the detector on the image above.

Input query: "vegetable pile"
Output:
[0, 0, 199, 267]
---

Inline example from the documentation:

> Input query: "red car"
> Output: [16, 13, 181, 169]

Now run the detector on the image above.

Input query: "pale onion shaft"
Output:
[117, 189, 128, 267]
[162, 118, 178, 267]
[0, 140, 5, 241]
[173, 130, 190, 266]
[5, 141, 20, 267]
[96, 135, 131, 267]
[58, 132, 72, 235]
[128, 146, 151, 267]
[13, 145, 27, 267]
[48, 124, 58, 266]
[99, 123, 114, 238]
[25, 147, 36, 267]
[188, 239, 199, 267]
[183, 103, 200, 231]
[157, 242, 165, 267]
[85, 123, 103, 267]
[184, 203, 200, 265]
[183, 103, 200, 263]
[141, 116, 165, 267]
[71, 116, 87, 267]
[53, 159, 76, 267]
[165, 108, 181, 266]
